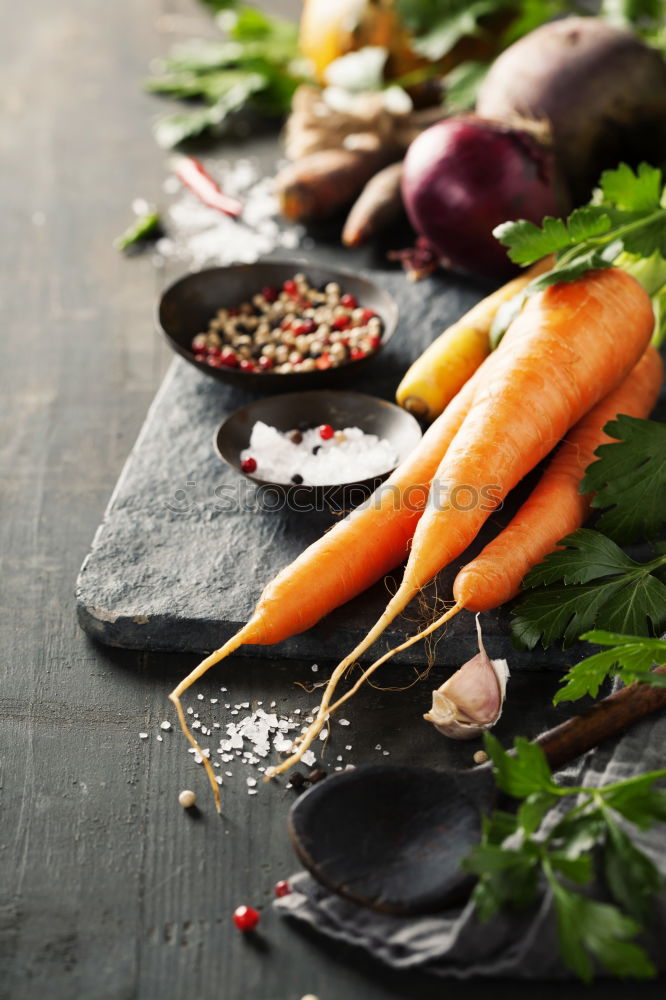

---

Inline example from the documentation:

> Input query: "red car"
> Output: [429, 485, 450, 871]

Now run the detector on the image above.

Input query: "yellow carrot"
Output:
[395, 256, 553, 421]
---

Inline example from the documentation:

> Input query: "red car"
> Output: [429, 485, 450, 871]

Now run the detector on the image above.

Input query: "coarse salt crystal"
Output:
[247, 777, 257, 787]
[160, 721, 171, 731]
[338, 719, 350, 727]
[197, 694, 204, 700]
[139, 733, 148, 740]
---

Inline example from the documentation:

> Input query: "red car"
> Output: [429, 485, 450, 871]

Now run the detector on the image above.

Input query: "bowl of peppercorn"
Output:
[214, 389, 422, 509]
[157, 259, 399, 391]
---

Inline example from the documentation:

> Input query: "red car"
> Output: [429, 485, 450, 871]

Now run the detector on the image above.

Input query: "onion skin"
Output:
[401, 116, 563, 280]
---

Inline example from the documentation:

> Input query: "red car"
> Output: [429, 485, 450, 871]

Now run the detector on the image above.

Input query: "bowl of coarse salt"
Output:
[215, 390, 423, 510]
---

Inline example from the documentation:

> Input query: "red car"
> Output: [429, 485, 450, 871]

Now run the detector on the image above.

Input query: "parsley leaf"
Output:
[511, 530, 666, 649]
[465, 734, 665, 980]
[549, 885, 654, 982]
[602, 812, 660, 921]
[147, 5, 303, 148]
[581, 416, 666, 543]
[493, 163, 666, 297]
[494, 209, 611, 265]
[553, 630, 666, 704]
[484, 732, 559, 796]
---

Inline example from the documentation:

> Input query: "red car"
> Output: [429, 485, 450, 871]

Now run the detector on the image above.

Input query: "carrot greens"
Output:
[463, 733, 666, 981]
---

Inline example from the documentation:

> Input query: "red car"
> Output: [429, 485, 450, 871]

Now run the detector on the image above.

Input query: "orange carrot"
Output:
[169, 351, 500, 808]
[293, 344, 663, 728]
[455, 344, 664, 611]
[272, 267, 655, 773]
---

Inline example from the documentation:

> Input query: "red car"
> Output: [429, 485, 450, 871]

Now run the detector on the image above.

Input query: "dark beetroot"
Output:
[401, 116, 561, 280]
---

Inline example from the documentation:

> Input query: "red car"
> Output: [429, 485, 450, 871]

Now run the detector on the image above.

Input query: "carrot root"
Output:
[268, 601, 464, 779]
[168, 625, 253, 812]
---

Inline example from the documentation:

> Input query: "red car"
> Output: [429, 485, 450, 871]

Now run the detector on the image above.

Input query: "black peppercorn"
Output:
[291, 474, 303, 485]
[290, 772, 306, 789]
[312, 445, 321, 455]
[289, 430, 303, 444]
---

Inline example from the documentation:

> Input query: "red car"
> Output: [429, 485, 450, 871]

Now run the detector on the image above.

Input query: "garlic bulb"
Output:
[423, 615, 509, 740]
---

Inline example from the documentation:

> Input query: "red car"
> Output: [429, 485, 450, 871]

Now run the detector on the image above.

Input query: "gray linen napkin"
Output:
[275, 698, 666, 979]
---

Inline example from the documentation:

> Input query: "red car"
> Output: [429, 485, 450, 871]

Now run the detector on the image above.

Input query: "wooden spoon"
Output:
[288, 670, 666, 915]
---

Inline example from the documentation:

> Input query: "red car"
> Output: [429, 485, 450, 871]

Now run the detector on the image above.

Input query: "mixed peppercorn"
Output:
[190, 273, 384, 373]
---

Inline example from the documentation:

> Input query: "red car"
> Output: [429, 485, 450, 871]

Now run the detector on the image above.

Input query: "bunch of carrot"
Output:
[170, 265, 659, 809]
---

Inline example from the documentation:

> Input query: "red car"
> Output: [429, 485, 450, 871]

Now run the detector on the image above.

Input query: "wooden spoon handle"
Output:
[535, 667, 666, 772]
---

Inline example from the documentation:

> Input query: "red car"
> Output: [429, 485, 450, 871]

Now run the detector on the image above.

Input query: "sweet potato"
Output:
[342, 161, 404, 246]
[477, 17, 666, 203]
[275, 147, 393, 223]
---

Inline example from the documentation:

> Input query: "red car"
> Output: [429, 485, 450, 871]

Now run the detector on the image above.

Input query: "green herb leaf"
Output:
[599, 161, 663, 212]
[549, 811, 607, 858]
[511, 530, 666, 649]
[602, 814, 661, 922]
[494, 210, 611, 265]
[443, 60, 488, 111]
[152, 74, 265, 148]
[465, 734, 666, 981]
[553, 631, 666, 704]
[114, 211, 161, 251]
[517, 791, 558, 835]
[396, 0, 507, 61]
[483, 733, 558, 797]
[494, 162, 666, 291]
[550, 884, 655, 981]
[601, 770, 666, 828]
[581, 416, 666, 543]
[548, 851, 593, 885]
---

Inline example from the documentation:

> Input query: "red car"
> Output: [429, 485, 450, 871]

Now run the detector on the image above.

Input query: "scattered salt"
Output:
[247, 777, 257, 788]
[197, 694, 204, 701]
[311, 664, 319, 673]
[139, 732, 148, 740]
[160, 721, 172, 732]
[338, 719, 350, 727]
[155, 158, 304, 270]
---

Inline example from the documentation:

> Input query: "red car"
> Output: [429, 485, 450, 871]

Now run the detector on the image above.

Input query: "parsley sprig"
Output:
[463, 733, 666, 981]
[511, 530, 666, 649]
[147, 5, 305, 148]
[495, 163, 666, 300]
[554, 630, 666, 705]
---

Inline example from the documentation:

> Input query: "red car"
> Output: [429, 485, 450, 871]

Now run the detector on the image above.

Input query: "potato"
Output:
[476, 17, 666, 203]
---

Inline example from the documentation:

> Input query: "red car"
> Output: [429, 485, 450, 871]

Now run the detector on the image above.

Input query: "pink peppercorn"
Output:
[274, 880, 291, 898]
[241, 457, 257, 474]
[232, 905, 260, 932]
[319, 424, 334, 440]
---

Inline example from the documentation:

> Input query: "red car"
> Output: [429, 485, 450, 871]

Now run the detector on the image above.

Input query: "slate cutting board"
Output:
[76, 253, 664, 669]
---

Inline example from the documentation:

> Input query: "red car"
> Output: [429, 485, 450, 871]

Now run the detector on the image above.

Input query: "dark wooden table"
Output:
[1, 1, 662, 997]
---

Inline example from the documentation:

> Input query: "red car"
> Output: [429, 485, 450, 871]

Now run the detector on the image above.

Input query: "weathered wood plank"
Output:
[1, 0, 664, 997]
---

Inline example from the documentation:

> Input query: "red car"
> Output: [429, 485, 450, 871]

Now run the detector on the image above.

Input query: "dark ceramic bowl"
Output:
[214, 390, 422, 509]
[158, 260, 399, 392]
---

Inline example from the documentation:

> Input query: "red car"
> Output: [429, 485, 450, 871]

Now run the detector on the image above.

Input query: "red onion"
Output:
[401, 116, 563, 280]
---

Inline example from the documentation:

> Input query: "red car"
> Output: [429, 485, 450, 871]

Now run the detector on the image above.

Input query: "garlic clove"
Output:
[424, 615, 509, 740]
